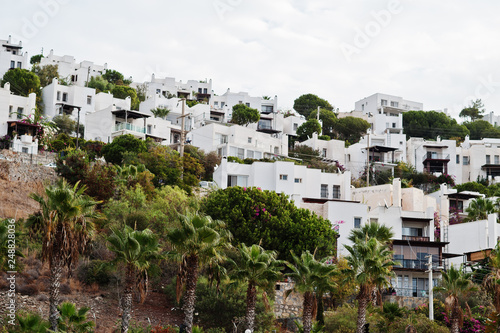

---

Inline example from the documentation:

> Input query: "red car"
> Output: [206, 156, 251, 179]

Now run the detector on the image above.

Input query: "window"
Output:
[216, 133, 228, 144]
[322, 148, 327, 157]
[361, 104, 365, 111]
[293, 123, 298, 131]
[332, 185, 340, 199]
[156, 89, 161, 94]
[348, 154, 351, 162]
[247, 150, 254, 158]
[237, 148, 244, 160]
[370, 218, 378, 223]
[71, 75, 77, 82]
[392, 123, 396, 128]
[245, 103, 250, 107]
[10, 60, 15, 69]
[456, 154, 460, 164]
[203, 88, 208, 94]
[57, 91, 61, 101]
[381, 99, 387, 106]
[17, 62, 22, 69]
[274, 146, 279, 154]
[248, 137, 252, 143]
[8, 106, 13, 118]
[17, 107, 23, 119]
[294, 178, 302, 183]
[487, 155, 491, 164]
[463, 156, 469, 165]
[320, 184, 328, 198]
[496, 155, 499, 164]
[198, 88, 202, 93]
[227, 175, 248, 187]
[147, 125, 152, 134]
[62, 93, 68, 102]
[221, 102, 225, 108]
[87, 95, 92, 105]
[21, 147, 29, 154]
[217, 147, 227, 157]
[214, 101, 219, 107]
[279, 174, 288, 180]
[354, 217, 361, 229]
[262, 105, 273, 113]
[390, 101, 399, 107]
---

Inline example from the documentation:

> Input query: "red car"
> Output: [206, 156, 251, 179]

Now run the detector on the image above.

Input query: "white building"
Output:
[213, 159, 352, 203]
[0, 83, 38, 153]
[188, 122, 288, 160]
[407, 137, 458, 179]
[0, 36, 28, 80]
[483, 111, 500, 127]
[460, 136, 500, 183]
[42, 78, 96, 126]
[353, 93, 423, 136]
[39, 49, 107, 87]
[142, 74, 212, 103]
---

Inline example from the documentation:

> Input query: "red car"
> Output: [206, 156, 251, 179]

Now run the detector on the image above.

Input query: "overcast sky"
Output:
[2, 0, 500, 119]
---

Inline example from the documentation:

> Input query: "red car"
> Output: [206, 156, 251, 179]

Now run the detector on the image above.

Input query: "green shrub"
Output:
[77, 259, 114, 286]
[227, 156, 244, 164]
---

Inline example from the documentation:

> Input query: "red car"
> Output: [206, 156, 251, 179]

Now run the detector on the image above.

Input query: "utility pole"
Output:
[366, 132, 370, 186]
[316, 106, 321, 135]
[427, 255, 434, 320]
[179, 99, 186, 158]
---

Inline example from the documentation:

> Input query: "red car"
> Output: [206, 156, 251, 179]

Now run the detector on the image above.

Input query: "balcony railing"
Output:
[423, 152, 450, 161]
[384, 287, 429, 298]
[402, 235, 430, 242]
[393, 259, 438, 270]
[113, 122, 146, 134]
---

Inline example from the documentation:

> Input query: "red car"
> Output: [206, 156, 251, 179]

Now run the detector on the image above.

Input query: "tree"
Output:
[484, 241, 500, 333]
[30, 54, 44, 64]
[297, 119, 322, 141]
[403, 110, 469, 140]
[29, 180, 99, 331]
[435, 265, 476, 333]
[460, 99, 485, 122]
[57, 302, 95, 333]
[230, 244, 283, 332]
[308, 109, 337, 137]
[107, 226, 162, 333]
[32, 64, 59, 87]
[150, 107, 170, 119]
[464, 197, 495, 222]
[344, 234, 395, 333]
[112, 85, 139, 110]
[103, 69, 125, 85]
[0, 219, 24, 271]
[286, 251, 337, 333]
[138, 145, 182, 187]
[1, 68, 41, 97]
[53, 114, 76, 135]
[167, 211, 231, 333]
[293, 94, 333, 119]
[101, 134, 148, 165]
[464, 120, 500, 140]
[231, 104, 260, 126]
[87, 75, 114, 92]
[202, 187, 337, 262]
[332, 117, 371, 144]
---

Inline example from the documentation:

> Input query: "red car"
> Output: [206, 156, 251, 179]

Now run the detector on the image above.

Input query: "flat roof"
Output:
[447, 191, 482, 200]
[365, 145, 398, 153]
[302, 198, 360, 204]
[112, 109, 151, 119]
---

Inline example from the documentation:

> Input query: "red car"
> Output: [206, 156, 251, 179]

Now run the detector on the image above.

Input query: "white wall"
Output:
[0, 83, 36, 136]
[0, 37, 28, 80]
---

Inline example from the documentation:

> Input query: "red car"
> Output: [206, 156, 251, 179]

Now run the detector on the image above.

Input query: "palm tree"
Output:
[0, 219, 24, 271]
[230, 244, 283, 332]
[484, 242, 500, 333]
[435, 264, 476, 333]
[465, 197, 495, 221]
[167, 211, 231, 333]
[348, 222, 394, 306]
[107, 226, 162, 333]
[286, 250, 337, 333]
[345, 237, 395, 333]
[29, 179, 99, 331]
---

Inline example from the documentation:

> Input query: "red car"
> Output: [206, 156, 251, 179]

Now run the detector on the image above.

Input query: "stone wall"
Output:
[383, 295, 427, 309]
[274, 282, 303, 319]
[0, 149, 56, 166]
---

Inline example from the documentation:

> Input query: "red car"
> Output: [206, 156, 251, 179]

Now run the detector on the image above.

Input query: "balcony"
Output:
[393, 259, 437, 270]
[384, 287, 429, 298]
[402, 235, 430, 242]
[422, 152, 450, 162]
[113, 122, 146, 134]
